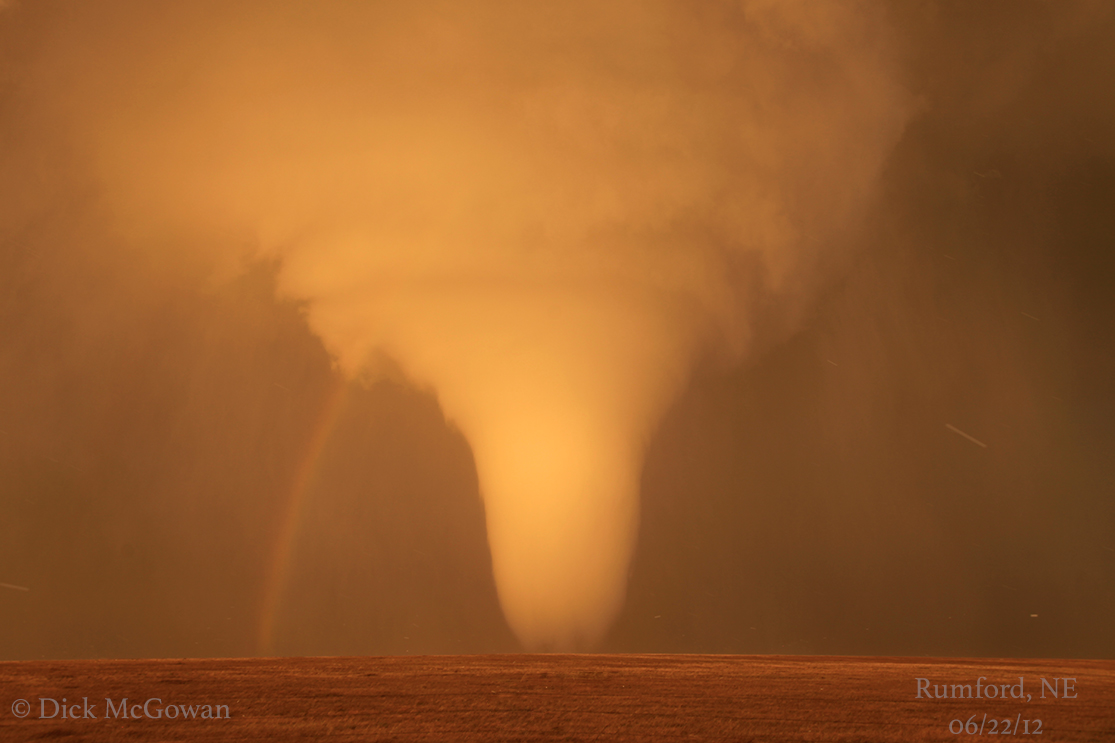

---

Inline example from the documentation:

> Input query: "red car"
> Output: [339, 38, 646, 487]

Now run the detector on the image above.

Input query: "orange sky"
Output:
[1, 1, 1113, 659]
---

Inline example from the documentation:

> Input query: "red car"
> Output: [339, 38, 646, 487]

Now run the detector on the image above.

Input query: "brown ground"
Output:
[1, 655, 1112, 742]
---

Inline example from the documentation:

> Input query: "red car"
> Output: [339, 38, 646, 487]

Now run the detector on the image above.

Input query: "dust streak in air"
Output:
[946, 424, 988, 449]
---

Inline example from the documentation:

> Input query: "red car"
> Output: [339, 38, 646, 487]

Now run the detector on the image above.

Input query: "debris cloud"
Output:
[2, 1, 911, 649]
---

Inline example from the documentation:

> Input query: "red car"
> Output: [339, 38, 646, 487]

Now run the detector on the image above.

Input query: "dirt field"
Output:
[1, 654, 1112, 742]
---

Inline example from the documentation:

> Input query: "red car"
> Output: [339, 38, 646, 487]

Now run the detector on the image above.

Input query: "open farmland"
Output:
[2, 654, 1112, 742]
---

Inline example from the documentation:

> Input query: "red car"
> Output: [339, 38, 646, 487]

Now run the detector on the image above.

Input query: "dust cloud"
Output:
[2, 1, 1112, 658]
[1, 1, 909, 650]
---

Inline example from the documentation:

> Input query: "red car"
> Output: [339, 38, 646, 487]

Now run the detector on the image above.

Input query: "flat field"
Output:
[1, 654, 1112, 742]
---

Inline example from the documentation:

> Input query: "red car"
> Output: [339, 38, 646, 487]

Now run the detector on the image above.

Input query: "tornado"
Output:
[3, 0, 912, 649]
[296, 284, 698, 648]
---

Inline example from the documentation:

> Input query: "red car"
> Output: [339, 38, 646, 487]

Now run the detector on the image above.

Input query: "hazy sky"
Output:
[1, 1, 1113, 659]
